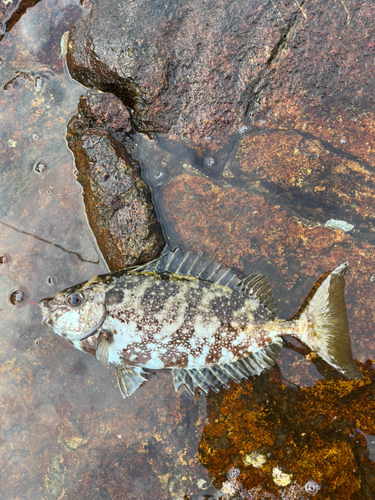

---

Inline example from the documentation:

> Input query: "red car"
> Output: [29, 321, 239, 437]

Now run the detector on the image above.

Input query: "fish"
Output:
[39, 247, 363, 398]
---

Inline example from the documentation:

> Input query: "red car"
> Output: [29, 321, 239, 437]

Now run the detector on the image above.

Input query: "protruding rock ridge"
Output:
[66, 0, 375, 162]
[65, 0, 299, 153]
[67, 90, 165, 271]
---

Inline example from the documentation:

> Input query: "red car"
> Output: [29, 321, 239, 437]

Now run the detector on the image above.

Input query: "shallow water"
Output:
[1, 1, 375, 499]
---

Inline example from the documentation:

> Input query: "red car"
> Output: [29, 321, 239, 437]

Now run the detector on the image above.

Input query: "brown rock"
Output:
[67, 91, 165, 270]
[66, 0, 375, 162]
[66, 0, 299, 153]
[78, 89, 133, 142]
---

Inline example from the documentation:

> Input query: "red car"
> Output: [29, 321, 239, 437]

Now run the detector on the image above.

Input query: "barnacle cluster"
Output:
[217, 468, 320, 500]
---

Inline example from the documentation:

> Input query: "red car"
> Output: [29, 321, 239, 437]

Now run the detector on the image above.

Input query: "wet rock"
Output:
[67, 91, 165, 270]
[251, 0, 375, 168]
[0, 0, 41, 40]
[222, 130, 375, 243]
[66, 0, 298, 154]
[66, 0, 375, 161]
[78, 89, 133, 144]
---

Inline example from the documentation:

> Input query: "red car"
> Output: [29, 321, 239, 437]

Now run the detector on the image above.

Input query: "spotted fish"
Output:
[39, 248, 363, 398]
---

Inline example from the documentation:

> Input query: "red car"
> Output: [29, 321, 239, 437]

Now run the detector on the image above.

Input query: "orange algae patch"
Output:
[198, 365, 375, 498]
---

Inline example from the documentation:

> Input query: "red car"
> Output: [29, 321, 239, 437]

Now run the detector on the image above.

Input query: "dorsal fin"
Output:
[234, 273, 278, 318]
[126, 247, 278, 318]
[172, 338, 283, 395]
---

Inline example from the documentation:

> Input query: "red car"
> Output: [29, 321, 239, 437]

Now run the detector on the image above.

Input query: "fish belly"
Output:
[104, 314, 277, 370]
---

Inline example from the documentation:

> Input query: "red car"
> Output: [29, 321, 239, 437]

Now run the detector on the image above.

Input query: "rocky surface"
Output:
[66, 0, 299, 154]
[67, 90, 165, 271]
[66, 0, 375, 158]
[222, 129, 375, 245]
[251, 0, 375, 167]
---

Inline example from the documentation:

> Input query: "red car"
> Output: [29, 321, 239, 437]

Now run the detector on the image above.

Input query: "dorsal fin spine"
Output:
[215, 268, 232, 285]
[205, 263, 222, 281]
[174, 251, 191, 273]
[186, 254, 200, 276]
[189, 369, 209, 393]
[221, 364, 242, 382]
[231, 361, 249, 378]
[164, 250, 175, 271]
[208, 366, 229, 387]
[224, 274, 237, 288]
[196, 258, 215, 278]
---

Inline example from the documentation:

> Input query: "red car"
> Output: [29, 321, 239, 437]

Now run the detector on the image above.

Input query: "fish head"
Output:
[39, 279, 107, 341]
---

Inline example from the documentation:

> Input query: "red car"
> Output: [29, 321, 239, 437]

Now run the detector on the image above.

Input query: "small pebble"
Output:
[35, 76, 43, 91]
[324, 219, 354, 232]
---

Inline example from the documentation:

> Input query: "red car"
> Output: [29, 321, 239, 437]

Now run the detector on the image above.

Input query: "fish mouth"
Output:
[39, 299, 54, 326]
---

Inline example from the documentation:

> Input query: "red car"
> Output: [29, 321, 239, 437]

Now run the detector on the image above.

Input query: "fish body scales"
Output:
[101, 273, 275, 369]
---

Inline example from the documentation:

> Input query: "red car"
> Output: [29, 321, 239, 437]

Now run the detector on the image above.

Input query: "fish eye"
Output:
[66, 292, 85, 307]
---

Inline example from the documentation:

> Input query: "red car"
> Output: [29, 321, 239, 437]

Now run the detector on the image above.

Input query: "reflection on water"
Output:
[0, 0, 106, 307]
[1, 1, 375, 500]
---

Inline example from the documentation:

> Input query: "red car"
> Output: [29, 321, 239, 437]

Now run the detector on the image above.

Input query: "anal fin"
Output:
[172, 338, 283, 395]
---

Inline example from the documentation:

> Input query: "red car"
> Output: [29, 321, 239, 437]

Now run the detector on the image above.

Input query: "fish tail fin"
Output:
[292, 262, 363, 379]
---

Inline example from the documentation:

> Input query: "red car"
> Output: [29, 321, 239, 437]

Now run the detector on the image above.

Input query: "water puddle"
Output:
[0, 0, 106, 339]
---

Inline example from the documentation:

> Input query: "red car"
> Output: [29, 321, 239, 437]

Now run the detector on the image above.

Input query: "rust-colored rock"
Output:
[251, 0, 375, 169]
[223, 129, 375, 244]
[67, 91, 165, 271]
